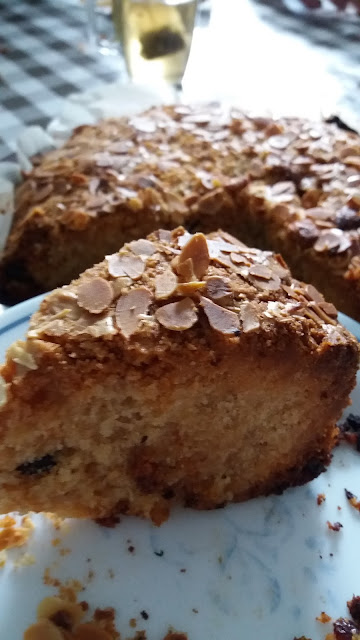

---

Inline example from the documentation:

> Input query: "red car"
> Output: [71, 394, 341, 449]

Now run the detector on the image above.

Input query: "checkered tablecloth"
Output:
[1, 0, 360, 166]
[0, 0, 125, 162]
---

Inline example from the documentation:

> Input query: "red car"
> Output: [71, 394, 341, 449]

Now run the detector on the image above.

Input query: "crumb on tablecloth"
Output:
[317, 494, 326, 506]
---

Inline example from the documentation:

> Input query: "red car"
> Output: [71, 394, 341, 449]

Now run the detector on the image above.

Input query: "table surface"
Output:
[0, 0, 360, 162]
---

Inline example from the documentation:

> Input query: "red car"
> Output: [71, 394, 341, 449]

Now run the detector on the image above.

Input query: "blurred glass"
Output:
[86, 0, 198, 85]
[115, 0, 198, 86]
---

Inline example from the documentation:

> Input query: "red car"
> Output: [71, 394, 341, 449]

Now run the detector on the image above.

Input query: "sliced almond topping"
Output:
[177, 231, 193, 248]
[313, 229, 342, 252]
[216, 230, 248, 247]
[154, 269, 178, 300]
[343, 156, 360, 170]
[205, 276, 233, 304]
[240, 303, 260, 333]
[304, 283, 324, 303]
[178, 233, 210, 280]
[155, 298, 197, 331]
[271, 255, 289, 279]
[128, 239, 156, 256]
[248, 264, 273, 280]
[200, 296, 240, 335]
[230, 253, 251, 266]
[212, 252, 233, 269]
[106, 254, 126, 278]
[319, 301, 338, 319]
[114, 254, 145, 280]
[115, 287, 152, 338]
[0, 377, 8, 408]
[177, 281, 206, 296]
[77, 277, 113, 314]
[158, 229, 172, 243]
[249, 271, 281, 291]
[173, 256, 196, 282]
[282, 284, 301, 300]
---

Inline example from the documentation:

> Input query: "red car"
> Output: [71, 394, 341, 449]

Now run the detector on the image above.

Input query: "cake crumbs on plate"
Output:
[317, 493, 326, 505]
[13, 551, 35, 569]
[44, 513, 67, 530]
[327, 521, 343, 532]
[317, 612, 332, 623]
[345, 490, 360, 512]
[0, 513, 34, 552]
[26, 569, 189, 640]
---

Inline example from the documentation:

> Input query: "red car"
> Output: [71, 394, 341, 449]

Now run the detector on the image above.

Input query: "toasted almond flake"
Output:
[158, 229, 172, 243]
[230, 253, 251, 266]
[130, 116, 156, 133]
[343, 156, 360, 169]
[268, 134, 290, 149]
[115, 288, 152, 338]
[310, 302, 338, 325]
[303, 307, 323, 326]
[249, 272, 281, 291]
[200, 296, 240, 335]
[240, 303, 260, 333]
[248, 264, 273, 280]
[319, 301, 338, 318]
[173, 256, 196, 281]
[115, 254, 145, 280]
[0, 377, 7, 408]
[213, 252, 233, 269]
[129, 239, 156, 256]
[177, 281, 206, 295]
[177, 231, 193, 248]
[178, 233, 210, 279]
[155, 269, 178, 300]
[155, 297, 197, 331]
[7, 340, 38, 370]
[271, 255, 289, 279]
[106, 254, 126, 277]
[282, 284, 301, 300]
[77, 277, 113, 314]
[205, 276, 233, 303]
[314, 229, 342, 252]
[304, 283, 324, 303]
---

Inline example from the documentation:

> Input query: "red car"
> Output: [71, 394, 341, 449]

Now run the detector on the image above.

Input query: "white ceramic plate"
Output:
[0, 298, 359, 640]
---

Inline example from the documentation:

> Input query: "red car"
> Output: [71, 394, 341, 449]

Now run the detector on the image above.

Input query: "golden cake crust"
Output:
[0, 228, 357, 523]
[1, 104, 360, 319]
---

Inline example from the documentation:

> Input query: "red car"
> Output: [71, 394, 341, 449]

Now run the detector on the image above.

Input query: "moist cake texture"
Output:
[1, 104, 360, 319]
[0, 228, 357, 524]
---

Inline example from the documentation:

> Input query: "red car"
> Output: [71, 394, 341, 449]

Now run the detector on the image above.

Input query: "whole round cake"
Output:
[1, 104, 360, 320]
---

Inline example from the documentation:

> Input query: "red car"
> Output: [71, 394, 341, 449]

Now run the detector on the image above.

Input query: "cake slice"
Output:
[0, 228, 357, 524]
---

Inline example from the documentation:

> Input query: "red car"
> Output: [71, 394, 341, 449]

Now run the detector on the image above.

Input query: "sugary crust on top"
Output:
[12, 227, 355, 367]
[1, 103, 360, 311]
[13, 105, 360, 245]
